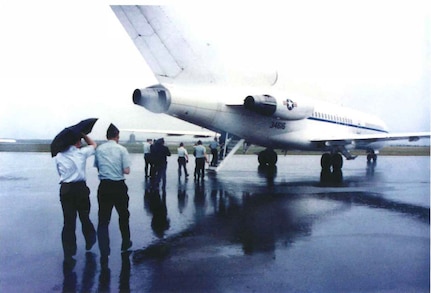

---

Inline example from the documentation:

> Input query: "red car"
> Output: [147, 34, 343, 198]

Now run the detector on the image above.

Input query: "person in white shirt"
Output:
[177, 142, 189, 178]
[193, 140, 208, 181]
[143, 138, 153, 178]
[54, 133, 97, 268]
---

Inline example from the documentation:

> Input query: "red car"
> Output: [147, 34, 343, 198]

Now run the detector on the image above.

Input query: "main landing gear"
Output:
[258, 148, 278, 166]
[320, 153, 343, 184]
[320, 153, 343, 171]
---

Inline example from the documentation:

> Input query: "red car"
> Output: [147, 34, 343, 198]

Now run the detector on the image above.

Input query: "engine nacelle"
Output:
[244, 95, 276, 116]
[133, 85, 171, 113]
[244, 94, 314, 120]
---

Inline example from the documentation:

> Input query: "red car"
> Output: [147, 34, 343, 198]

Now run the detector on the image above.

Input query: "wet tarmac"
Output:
[0, 153, 429, 292]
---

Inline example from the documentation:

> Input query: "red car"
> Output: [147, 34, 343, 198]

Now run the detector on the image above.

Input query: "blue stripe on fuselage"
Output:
[307, 117, 388, 133]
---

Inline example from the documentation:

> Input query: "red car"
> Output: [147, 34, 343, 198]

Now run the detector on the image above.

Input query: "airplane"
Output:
[111, 5, 430, 172]
[0, 139, 16, 143]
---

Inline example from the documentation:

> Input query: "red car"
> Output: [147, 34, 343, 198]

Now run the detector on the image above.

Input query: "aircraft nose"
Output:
[133, 85, 171, 113]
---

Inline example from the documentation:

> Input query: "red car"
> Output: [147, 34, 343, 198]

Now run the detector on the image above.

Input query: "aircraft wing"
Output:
[121, 128, 219, 138]
[311, 132, 430, 146]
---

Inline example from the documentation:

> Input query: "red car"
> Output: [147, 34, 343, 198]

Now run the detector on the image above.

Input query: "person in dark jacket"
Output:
[150, 138, 171, 190]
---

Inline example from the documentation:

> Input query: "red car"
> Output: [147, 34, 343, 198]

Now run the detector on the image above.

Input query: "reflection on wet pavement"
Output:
[0, 153, 429, 292]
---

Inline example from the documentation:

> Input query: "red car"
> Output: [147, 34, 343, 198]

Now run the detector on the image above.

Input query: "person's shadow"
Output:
[144, 187, 170, 238]
[63, 252, 97, 292]
[62, 266, 77, 292]
[98, 266, 111, 293]
[119, 251, 131, 292]
[149, 190, 170, 237]
[81, 252, 97, 292]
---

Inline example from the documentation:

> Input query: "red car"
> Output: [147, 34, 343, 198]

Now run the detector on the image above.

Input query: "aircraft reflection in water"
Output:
[133, 165, 428, 263]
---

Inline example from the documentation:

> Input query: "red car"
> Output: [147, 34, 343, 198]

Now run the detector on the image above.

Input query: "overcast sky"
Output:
[0, 0, 429, 141]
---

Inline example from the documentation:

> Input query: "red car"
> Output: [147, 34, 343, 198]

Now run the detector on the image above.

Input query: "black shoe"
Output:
[63, 256, 76, 271]
[86, 236, 96, 250]
[121, 241, 133, 252]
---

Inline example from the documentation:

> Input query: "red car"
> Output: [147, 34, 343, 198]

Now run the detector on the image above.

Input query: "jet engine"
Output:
[133, 85, 171, 113]
[243, 94, 314, 120]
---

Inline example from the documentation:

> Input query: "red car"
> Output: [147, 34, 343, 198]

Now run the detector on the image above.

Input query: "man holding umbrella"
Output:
[52, 118, 98, 268]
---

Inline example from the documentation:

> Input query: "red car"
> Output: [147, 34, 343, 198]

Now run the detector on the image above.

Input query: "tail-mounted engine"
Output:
[243, 94, 313, 120]
[133, 84, 171, 113]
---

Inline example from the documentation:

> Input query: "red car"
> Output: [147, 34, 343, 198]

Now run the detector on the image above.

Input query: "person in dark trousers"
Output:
[54, 133, 97, 268]
[209, 137, 219, 166]
[193, 140, 208, 181]
[94, 124, 132, 269]
[150, 138, 171, 190]
[177, 142, 189, 178]
[143, 138, 153, 178]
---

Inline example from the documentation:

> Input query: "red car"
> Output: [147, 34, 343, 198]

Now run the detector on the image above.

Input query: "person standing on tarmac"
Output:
[177, 142, 189, 178]
[209, 137, 219, 167]
[150, 138, 171, 190]
[143, 138, 153, 179]
[194, 140, 208, 181]
[94, 123, 132, 269]
[54, 133, 97, 268]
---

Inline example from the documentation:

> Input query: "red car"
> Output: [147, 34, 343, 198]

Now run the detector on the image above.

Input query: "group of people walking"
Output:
[54, 124, 219, 270]
[54, 123, 131, 270]
[143, 138, 215, 184]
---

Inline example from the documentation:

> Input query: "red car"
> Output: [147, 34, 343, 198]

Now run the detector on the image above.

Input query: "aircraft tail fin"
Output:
[111, 5, 278, 86]
[111, 6, 219, 84]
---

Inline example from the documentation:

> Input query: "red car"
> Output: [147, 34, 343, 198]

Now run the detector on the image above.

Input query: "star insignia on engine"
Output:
[284, 99, 296, 110]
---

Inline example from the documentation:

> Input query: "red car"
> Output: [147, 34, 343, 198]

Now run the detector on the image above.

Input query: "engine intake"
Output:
[244, 95, 276, 116]
[133, 84, 171, 113]
[244, 94, 314, 120]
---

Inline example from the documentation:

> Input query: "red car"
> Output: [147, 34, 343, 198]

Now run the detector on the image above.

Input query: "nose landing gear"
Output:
[367, 150, 377, 163]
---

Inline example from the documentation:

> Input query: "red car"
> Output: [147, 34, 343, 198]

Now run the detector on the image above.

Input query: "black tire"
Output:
[321, 153, 332, 170]
[258, 149, 278, 166]
[332, 153, 343, 171]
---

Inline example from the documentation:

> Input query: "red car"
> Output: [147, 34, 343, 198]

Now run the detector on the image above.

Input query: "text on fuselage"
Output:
[270, 121, 286, 129]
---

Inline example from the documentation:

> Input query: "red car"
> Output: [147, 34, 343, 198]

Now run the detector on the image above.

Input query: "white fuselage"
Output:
[113, 5, 429, 160]
[134, 84, 388, 153]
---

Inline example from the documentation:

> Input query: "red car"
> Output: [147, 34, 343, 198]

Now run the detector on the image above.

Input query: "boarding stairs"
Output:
[207, 133, 246, 172]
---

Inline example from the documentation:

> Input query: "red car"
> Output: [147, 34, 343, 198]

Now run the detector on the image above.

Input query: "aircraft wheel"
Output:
[321, 153, 332, 170]
[332, 153, 343, 171]
[258, 149, 278, 166]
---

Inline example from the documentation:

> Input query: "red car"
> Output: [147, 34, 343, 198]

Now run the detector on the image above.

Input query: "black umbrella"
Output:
[50, 118, 98, 157]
